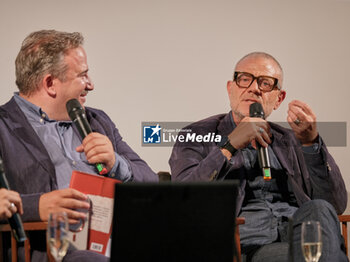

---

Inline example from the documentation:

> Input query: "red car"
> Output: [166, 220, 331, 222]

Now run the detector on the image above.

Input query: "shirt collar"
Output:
[13, 92, 70, 125]
[229, 111, 237, 130]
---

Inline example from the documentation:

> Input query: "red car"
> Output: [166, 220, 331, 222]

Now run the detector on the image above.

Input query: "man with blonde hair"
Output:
[0, 30, 157, 261]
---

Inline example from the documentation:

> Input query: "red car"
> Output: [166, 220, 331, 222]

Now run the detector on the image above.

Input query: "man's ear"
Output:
[42, 74, 56, 97]
[273, 90, 286, 110]
[226, 80, 233, 98]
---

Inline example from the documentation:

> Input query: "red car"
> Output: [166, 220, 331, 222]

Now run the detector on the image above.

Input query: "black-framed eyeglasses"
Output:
[234, 71, 281, 92]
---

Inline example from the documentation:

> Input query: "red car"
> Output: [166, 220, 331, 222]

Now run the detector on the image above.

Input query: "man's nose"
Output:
[86, 76, 94, 91]
[247, 78, 261, 93]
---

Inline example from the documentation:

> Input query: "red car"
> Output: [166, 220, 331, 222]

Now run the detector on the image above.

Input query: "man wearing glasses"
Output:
[169, 52, 348, 261]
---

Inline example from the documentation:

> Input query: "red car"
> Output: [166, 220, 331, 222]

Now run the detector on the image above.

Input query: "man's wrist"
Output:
[302, 135, 321, 154]
[218, 136, 237, 157]
[301, 134, 319, 147]
[220, 148, 233, 160]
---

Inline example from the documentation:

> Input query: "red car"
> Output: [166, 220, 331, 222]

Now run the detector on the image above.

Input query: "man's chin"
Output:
[78, 96, 86, 105]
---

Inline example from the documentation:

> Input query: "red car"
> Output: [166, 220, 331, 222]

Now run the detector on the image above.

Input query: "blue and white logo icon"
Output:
[143, 124, 161, 144]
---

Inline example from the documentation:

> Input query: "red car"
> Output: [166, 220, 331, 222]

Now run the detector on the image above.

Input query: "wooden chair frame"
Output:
[0, 222, 49, 262]
[338, 215, 350, 256]
[235, 217, 245, 262]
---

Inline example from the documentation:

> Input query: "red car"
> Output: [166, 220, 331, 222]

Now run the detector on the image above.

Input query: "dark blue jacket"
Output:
[169, 112, 347, 215]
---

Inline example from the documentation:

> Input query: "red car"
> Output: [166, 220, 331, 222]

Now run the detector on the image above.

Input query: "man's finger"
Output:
[76, 144, 84, 152]
[60, 198, 90, 211]
[289, 100, 314, 116]
[59, 188, 89, 201]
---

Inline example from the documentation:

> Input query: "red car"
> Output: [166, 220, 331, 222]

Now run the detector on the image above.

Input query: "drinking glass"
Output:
[301, 220, 322, 262]
[47, 212, 69, 262]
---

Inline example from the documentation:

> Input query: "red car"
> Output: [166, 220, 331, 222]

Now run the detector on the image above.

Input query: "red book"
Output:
[69, 170, 121, 255]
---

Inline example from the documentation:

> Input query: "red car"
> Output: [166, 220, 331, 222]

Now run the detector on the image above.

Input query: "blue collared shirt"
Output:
[14, 93, 132, 188]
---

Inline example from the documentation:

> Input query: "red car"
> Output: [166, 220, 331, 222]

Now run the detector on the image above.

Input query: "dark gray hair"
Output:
[15, 30, 84, 95]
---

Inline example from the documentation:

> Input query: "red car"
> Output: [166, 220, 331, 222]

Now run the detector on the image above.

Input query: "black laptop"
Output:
[110, 181, 238, 262]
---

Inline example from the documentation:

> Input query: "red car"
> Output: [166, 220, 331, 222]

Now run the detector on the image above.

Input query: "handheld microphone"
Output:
[66, 99, 108, 175]
[249, 102, 271, 180]
[0, 158, 27, 242]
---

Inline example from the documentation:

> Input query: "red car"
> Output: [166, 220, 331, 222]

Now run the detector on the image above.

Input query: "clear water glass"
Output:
[301, 220, 322, 262]
[47, 212, 69, 262]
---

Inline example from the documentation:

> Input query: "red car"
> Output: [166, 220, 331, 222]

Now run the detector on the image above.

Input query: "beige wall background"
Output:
[0, 0, 349, 207]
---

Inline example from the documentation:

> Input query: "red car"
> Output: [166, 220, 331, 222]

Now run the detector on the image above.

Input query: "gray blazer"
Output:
[0, 97, 158, 261]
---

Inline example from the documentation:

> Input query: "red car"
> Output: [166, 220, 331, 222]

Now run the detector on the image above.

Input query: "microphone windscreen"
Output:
[249, 102, 265, 119]
[66, 99, 84, 120]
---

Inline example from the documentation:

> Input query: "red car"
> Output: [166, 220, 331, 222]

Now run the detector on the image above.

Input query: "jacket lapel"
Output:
[217, 112, 235, 136]
[270, 122, 312, 202]
[270, 127, 296, 176]
[0, 97, 54, 174]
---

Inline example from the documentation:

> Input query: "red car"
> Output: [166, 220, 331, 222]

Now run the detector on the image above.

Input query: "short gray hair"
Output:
[15, 30, 84, 95]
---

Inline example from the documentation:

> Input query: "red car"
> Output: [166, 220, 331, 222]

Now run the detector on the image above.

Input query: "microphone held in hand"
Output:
[66, 99, 108, 175]
[249, 102, 271, 180]
[0, 158, 26, 242]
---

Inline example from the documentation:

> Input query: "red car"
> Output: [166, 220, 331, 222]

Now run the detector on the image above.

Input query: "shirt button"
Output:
[39, 118, 44, 123]
[72, 161, 76, 166]
[41, 113, 46, 118]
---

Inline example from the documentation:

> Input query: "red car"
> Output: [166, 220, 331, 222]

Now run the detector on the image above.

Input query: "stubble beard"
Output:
[232, 109, 246, 123]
